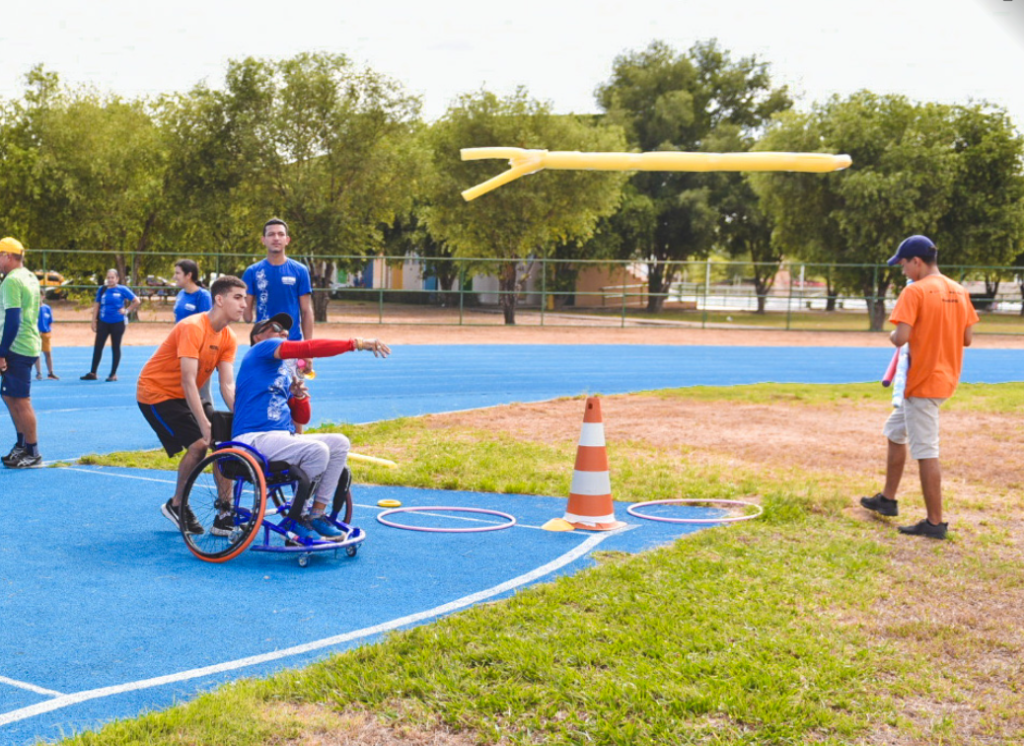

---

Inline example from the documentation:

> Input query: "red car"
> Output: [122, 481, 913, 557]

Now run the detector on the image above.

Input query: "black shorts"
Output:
[137, 399, 214, 457]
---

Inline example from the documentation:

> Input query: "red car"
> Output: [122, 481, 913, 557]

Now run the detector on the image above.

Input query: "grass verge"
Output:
[59, 383, 1024, 745]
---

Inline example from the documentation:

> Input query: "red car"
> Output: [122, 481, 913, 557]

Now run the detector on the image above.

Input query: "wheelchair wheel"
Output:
[330, 466, 353, 524]
[181, 447, 267, 563]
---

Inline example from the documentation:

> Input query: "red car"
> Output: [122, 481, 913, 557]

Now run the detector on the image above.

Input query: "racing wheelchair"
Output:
[177, 413, 366, 567]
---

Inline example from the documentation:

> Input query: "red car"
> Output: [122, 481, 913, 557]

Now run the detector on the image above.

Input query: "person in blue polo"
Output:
[242, 218, 314, 374]
[232, 313, 390, 541]
[81, 268, 141, 382]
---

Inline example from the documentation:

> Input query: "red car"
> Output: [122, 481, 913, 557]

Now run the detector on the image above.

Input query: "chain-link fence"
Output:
[19, 249, 1024, 334]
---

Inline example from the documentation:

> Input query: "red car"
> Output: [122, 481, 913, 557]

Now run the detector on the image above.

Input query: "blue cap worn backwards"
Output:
[887, 235, 937, 266]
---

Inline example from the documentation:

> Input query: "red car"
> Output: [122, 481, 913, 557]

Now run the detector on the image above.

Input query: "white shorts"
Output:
[882, 397, 946, 460]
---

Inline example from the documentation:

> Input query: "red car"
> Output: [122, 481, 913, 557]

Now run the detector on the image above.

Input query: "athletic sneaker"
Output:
[286, 517, 323, 543]
[2, 445, 25, 467]
[860, 493, 898, 517]
[161, 499, 205, 535]
[309, 514, 344, 540]
[898, 519, 948, 540]
[6, 451, 42, 469]
[211, 513, 236, 537]
[47, 373, 59, 380]
[80, 372, 97, 380]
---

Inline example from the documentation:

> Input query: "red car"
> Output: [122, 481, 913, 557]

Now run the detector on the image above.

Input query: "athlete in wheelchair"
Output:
[178, 313, 391, 566]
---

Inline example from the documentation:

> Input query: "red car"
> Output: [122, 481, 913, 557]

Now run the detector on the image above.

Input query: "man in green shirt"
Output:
[0, 236, 43, 468]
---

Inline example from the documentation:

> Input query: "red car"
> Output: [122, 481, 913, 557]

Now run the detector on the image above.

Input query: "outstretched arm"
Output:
[275, 338, 391, 360]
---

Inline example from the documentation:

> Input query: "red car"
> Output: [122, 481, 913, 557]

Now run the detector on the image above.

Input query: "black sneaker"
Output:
[161, 499, 205, 535]
[6, 451, 42, 469]
[860, 493, 898, 517]
[80, 372, 97, 380]
[211, 513, 236, 537]
[898, 519, 948, 540]
[2, 445, 25, 467]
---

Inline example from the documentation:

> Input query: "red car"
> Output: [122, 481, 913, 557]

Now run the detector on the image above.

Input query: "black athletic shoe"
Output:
[898, 519, 948, 540]
[860, 493, 898, 517]
[6, 451, 42, 469]
[2, 445, 25, 467]
[161, 499, 205, 535]
[80, 372, 97, 380]
[211, 513, 236, 537]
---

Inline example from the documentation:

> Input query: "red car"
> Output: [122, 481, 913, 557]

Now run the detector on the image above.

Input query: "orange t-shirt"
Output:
[889, 274, 979, 399]
[136, 314, 238, 405]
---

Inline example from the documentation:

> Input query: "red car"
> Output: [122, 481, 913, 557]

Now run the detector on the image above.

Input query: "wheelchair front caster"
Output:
[298, 553, 310, 568]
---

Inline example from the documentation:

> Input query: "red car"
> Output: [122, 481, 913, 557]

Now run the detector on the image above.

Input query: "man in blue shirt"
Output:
[233, 313, 389, 541]
[243, 219, 313, 367]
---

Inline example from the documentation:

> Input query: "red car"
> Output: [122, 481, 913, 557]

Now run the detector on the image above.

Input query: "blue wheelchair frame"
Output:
[191, 439, 365, 567]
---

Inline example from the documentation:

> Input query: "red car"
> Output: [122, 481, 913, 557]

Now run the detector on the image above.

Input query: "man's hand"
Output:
[290, 378, 309, 399]
[361, 339, 391, 358]
[199, 417, 212, 447]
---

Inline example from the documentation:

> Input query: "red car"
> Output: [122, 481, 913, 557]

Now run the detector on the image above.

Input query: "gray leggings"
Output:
[233, 430, 351, 508]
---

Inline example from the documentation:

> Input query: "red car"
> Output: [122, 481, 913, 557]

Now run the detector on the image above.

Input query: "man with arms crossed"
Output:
[0, 237, 43, 468]
[137, 276, 247, 533]
[860, 235, 979, 539]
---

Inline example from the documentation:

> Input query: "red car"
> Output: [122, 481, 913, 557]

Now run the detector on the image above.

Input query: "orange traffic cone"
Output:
[542, 397, 626, 532]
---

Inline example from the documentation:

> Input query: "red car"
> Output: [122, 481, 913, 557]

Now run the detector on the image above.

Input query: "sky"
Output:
[2, 0, 1023, 130]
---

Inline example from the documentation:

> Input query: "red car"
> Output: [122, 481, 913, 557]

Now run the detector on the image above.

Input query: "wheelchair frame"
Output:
[179, 439, 365, 567]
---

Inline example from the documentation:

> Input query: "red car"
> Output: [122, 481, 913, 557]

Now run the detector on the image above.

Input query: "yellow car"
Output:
[34, 269, 70, 300]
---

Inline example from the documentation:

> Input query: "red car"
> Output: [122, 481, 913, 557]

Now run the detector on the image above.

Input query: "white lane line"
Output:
[0, 529, 630, 727]
[61, 466, 176, 486]
[0, 677, 63, 698]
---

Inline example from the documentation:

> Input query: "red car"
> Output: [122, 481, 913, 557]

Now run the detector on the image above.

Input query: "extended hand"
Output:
[363, 339, 391, 358]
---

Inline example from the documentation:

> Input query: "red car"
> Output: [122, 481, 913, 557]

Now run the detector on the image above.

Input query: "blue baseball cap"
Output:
[887, 235, 937, 266]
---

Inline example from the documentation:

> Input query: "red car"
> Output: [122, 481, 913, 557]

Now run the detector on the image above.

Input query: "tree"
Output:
[751, 92, 1024, 330]
[421, 88, 627, 325]
[595, 40, 791, 312]
[0, 68, 169, 286]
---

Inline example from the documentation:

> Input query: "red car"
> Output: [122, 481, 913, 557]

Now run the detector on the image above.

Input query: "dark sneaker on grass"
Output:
[2, 445, 25, 467]
[211, 513, 236, 537]
[898, 519, 948, 540]
[162, 499, 205, 535]
[860, 493, 898, 517]
[6, 451, 42, 469]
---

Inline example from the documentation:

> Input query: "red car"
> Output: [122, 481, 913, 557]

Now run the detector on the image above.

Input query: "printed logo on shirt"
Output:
[281, 276, 297, 286]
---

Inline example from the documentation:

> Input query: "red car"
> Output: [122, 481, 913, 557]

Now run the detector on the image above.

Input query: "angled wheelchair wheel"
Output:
[181, 447, 267, 563]
[330, 466, 353, 525]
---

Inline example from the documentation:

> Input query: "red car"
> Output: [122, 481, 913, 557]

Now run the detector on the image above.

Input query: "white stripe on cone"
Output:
[569, 470, 611, 496]
[564, 511, 618, 524]
[577, 423, 606, 448]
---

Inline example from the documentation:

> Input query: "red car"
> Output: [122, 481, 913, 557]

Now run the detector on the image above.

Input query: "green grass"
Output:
[56, 383, 1024, 745]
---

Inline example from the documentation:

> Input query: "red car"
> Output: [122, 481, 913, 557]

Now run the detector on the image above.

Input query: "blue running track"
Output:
[1, 344, 1021, 744]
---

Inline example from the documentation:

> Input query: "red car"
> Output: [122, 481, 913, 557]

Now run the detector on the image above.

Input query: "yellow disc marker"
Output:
[377, 499, 402, 508]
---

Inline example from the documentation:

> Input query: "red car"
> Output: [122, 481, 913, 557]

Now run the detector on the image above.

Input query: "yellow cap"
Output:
[0, 237, 25, 255]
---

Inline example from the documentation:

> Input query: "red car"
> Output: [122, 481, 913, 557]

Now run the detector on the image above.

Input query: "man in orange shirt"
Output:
[137, 276, 247, 534]
[860, 235, 979, 539]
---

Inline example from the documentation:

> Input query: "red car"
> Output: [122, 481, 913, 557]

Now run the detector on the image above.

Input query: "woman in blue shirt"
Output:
[172, 259, 212, 323]
[80, 268, 140, 382]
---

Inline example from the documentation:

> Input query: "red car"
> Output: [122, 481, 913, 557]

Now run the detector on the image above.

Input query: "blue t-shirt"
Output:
[95, 284, 137, 324]
[173, 288, 213, 323]
[242, 258, 311, 341]
[37, 303, 53, 333]
[232, 338, 301, 438]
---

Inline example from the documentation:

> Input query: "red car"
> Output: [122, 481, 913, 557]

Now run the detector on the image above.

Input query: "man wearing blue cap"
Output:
[859, 235, 978, 539]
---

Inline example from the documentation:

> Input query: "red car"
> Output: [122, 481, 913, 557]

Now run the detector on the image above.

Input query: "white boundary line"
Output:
[0, 528, 631, 727]
[0, 677, 63, 698]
